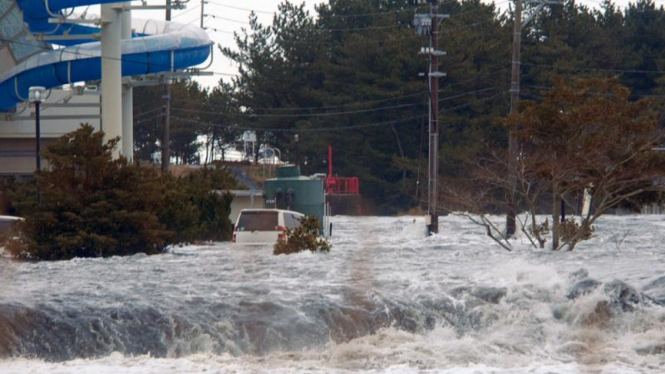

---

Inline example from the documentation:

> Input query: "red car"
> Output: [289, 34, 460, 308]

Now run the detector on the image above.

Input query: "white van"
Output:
[0, 215, 23, 235]
[232, 209, 305, 245]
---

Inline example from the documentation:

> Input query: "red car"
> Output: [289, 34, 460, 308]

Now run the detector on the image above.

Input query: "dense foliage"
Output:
[133, 0, 665, 214]
[273, 216, 331, 255]
[442, 78, 665, 251]
[510, 78, 665, 250]
[3, 125, 237, 260]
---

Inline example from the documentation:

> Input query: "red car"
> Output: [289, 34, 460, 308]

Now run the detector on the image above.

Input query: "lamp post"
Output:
[29, 86, 45, 205]
[29, 86, 46, 172]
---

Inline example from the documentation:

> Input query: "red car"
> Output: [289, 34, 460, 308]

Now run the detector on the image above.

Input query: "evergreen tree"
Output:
[9, 125, 171, 260]
[5, 125, 238, 260]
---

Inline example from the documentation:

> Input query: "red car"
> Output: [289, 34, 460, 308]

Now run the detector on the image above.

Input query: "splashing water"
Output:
[1, 215, 664, 373]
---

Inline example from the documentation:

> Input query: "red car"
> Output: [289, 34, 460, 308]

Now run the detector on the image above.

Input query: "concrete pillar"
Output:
[101, 4, 122, 158]
[120, 8, 133, 162]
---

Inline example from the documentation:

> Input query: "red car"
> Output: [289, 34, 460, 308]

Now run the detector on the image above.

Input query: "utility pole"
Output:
[162, 0, 172, 173]
[428, 0, 441, 235]
[414, 0, 447, 235]
[505, 0, 561, 236]
[506, 0, 522, 237]
[200, 0, 206, 29]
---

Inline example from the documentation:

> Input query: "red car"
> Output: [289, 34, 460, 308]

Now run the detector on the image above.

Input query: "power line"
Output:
[206, 1, 275, 15]
[168, 68, 510, 113]
[172, 101, 421, 118]
[205, 6, 407, 32]
[522, 85, 665, 98]
[205, 15, 422, 44]
[0, 36, 510, 112]
[205, 14, 250, 25]
[205, 27, 235, 35]
[205, 8, 507, 35]
[522, 62, 665, 75]
[168, 92, 505, 133]
[202, 91, 427, 112]
[169, 87, 501, 118]
[206, 0, 414, 18]
[171, 114, 427, 132]
[206, 0, 503, 20]
[133, 106, 163, 119]
[172, 4, 201, 19]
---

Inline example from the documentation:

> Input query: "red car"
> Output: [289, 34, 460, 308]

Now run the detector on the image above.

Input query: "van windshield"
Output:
[0, 218, 19, 234]
[237, 211, 278, 231]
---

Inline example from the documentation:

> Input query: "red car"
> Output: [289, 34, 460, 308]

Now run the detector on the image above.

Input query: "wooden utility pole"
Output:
[506, 0, 522, 237]
[414, 0, 447, 235]
[428, 0, 441, 234]
[162, 0, 172, 173]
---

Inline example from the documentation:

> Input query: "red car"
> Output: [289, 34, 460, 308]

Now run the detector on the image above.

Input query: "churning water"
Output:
[1, 215, 664, 373]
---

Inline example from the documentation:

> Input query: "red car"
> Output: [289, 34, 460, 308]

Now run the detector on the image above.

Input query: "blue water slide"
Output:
[0, 0, 212, 111]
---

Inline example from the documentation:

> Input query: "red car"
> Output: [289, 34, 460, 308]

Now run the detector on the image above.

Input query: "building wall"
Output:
[229, 193, 265, 224]
[0, 89, 100, 176]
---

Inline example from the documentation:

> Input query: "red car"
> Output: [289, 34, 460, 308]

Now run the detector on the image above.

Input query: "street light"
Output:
[29, 86, 46, 172]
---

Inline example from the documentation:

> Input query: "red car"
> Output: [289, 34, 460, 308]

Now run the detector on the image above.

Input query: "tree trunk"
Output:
[390, 124, 407, 185]
[552, 183, 561, 250]
[204, 136, 211, 165]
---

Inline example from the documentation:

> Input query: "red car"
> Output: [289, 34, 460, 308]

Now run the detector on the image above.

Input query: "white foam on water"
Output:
[1, 214, 664, 373]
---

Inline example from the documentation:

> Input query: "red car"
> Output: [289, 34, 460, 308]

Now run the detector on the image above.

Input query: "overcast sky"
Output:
[94, 0, 664, 89]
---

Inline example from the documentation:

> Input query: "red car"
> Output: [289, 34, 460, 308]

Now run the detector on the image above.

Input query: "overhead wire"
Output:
[197, 91, 428, 112]
[172, 102, 421, 118]
[521, 62, 665, 75]
[171, 114, 427, 133]
[157, 66, 511, 113]
[133, 106, 163, 119]
[172, 4, 201, 20]
[168, 92, 506, 133]
[206, 0, 413, 18]
[522, 84, 665, 98]
[205, 0, 509, 20]
[169, 87, 502, 119]
[204, 5, 510, 36]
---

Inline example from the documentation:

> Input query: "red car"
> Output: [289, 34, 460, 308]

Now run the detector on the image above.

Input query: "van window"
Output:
[0, 220, 13, 234]
[237, 211, 278, 231]
[0, 218, 19, 234]
[284, 214, 302, 229]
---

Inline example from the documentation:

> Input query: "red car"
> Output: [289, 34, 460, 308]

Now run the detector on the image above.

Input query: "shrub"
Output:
[273, 216, 331, 255]
[3, 124, 237, 260]
[158, 165, 235, 243]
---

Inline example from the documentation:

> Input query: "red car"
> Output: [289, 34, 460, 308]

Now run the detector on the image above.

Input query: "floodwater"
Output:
[1, 215, 664, 373]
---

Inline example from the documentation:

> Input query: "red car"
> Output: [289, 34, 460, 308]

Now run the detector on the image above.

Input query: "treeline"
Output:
[132, 0, 665, 214]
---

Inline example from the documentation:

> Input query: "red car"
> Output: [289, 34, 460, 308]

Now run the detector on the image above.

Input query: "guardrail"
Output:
[325, 176, 359, 195]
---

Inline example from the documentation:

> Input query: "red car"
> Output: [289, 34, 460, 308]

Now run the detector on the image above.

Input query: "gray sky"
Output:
[100, 0, 662, 89]
[142, 0, 324, 88]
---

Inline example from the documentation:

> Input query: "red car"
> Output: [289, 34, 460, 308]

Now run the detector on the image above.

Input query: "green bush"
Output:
[3, 124, 236, 260]
[158, 165, 236, 243]
[273, 216, 331, 255]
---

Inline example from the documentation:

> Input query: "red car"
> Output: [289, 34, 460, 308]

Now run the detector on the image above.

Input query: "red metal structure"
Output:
[325, 146, 360, 195]
[326, 176, 359, 195]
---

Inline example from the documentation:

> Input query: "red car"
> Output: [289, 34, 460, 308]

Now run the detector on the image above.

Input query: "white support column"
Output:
[101, 4, 122, 158]
[121, 8, 133, 162]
